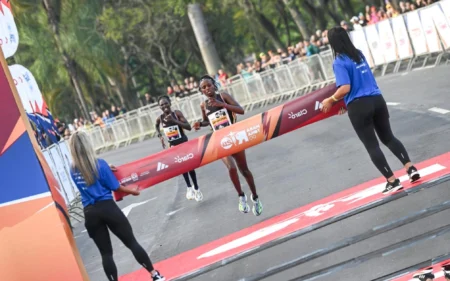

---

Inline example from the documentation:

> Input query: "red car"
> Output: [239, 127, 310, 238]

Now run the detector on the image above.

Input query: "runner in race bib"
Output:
[155, 96, 203, 202]
[193, 75, 263, 216]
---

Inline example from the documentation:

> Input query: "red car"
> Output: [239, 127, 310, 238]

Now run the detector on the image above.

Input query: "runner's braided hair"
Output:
[198, 75, 218, 92]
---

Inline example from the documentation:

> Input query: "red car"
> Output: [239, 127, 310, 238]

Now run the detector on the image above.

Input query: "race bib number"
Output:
[208, 108, 231, 131]
[164, 125, 181, 141]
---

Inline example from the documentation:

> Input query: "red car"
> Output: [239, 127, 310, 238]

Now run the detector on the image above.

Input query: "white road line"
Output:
[121, 197, 156, 217]
[167, 207, 184, 216]
[386, 102, 400, 106]
[196, 164, 446, 260]
[429, 107, 450, 114]
[401, 72, 409, 76]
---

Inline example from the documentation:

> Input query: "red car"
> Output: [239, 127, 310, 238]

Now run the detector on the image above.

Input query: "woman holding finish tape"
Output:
[69, 131, 165, 281]
[193, 75, 263, 216]
[155, 95, 203, 202]
[321, 26, 420, 194]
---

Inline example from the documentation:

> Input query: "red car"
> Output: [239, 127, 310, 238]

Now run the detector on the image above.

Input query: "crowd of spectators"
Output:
[344, 0, 438, 31]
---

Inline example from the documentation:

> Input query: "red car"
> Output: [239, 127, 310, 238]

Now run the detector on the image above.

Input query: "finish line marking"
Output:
[119, 152, 450, 281]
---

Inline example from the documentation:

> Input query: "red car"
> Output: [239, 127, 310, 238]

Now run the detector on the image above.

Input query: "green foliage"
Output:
[10, 0, 353, 121]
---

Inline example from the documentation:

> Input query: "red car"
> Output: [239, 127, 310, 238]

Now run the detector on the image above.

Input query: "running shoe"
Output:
[251, 195, 263, 216]
[412, 267, 434, 281]
[239, 194, 250, 213]
[194, 189, 203, 202]
[382, 178, 403, 194]
[152, 270, 165, 281]
[186, 187, 194, 200]
[407, 165, 421, 183]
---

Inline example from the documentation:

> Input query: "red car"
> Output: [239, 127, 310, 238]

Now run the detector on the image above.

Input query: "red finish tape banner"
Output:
[113, 84, 345, 201]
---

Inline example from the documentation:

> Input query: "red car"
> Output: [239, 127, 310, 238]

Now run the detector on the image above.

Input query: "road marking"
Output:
[386, 102, 400, 106]
[429, 107, 450, 114]
[198, 218, 299, 259]
[119, 152, 450, 281]
[167, 207, 184, 216]
[401, 72, 409, 76]
[197, 164, 445, 259]
[121, 197, 156, 217]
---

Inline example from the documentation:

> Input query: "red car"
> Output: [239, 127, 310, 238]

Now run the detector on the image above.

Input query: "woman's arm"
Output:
[155, 115, 162, 137]
[173, 110, 192, 130]
[118, 185, 140, 196]
[209, 92, 245, 115]
[193, 102, 210, 130]
[321, 85, 351, 113]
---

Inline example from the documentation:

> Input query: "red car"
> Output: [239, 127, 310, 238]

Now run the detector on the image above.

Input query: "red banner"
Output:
[113, 84, 345, 201]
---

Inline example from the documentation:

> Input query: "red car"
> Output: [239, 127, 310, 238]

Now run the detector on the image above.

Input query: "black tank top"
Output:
[204, 93, 236, 131]
[160, 112, 187, 146]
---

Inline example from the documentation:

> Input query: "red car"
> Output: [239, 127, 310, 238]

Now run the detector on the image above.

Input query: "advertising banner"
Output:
[377, 19, 399, 63]
[407, 10, 429, 55]
[350, 29, 375, 67]
[420, 7, 443, 53]
[391, 16, 414, 59]
[113, 84, 346, 200]
[364, 24, 386, 66]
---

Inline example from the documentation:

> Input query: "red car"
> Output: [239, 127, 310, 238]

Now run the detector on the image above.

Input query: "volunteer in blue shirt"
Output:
[320, 26, 421, 194]
[69, 131, 165, 281]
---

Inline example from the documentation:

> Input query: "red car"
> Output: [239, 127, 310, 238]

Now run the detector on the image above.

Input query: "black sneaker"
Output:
[442, 263, 450, 279]
[412, 268, 434, 281]
[152, 271, 165, 281]
[382, 178, 403, 194]
[407, 166, 421, 183]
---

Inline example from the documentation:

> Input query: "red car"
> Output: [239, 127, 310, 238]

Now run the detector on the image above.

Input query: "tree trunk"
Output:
[187, 3, 222, 75]
[302, 0, 328, 31]
[337, 0, 355, 20]
[242, 0, 285, 50]
[42, 0, 90, 120]
[283, 0, 311, 40]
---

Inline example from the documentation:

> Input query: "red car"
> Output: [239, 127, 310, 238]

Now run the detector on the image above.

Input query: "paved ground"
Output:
[74, 65, 450, 281]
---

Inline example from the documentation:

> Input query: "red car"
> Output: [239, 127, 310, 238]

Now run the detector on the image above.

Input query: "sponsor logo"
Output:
[139, 171, 150, 177]
[157, 162, 169, 171]
[220, 125, 261, 150]
[288, 109, 307, 119]
[131, 173, 138, 182]
[121, 176, 132, 184]
[174, 153, 194, 163]
[315, 101, 323, 111]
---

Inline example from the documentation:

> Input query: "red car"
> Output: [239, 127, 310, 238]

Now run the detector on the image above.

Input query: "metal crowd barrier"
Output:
[83, 1, 450, 153]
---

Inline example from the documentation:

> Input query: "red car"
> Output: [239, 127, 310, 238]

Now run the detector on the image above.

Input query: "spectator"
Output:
[144, 93, 155, 105]
[110, 105, 119, 117]
[167, 86, 174, 96]
[218, 69, 228, 87]
[305, 40, 320, 56]
[340, 20, 352, 31]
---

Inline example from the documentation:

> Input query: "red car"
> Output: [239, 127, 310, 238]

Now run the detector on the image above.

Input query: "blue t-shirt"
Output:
[70, 158, 120, 207]
[333, 52, 381, 106]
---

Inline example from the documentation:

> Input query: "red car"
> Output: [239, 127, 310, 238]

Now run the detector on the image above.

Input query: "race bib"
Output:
[208, 108, 231, 131]
[163, 125, 181, 141]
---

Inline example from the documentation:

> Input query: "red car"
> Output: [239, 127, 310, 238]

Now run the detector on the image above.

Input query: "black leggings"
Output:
[84, 200, 154, 281]
[183, 170, 199, 190]
[347, 95, 410, 179]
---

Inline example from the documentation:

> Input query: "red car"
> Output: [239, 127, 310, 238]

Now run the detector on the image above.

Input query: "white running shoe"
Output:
[251, 195, 263, 216]
[239, 194, 250, 213]
[194, 189, 203, 202]
[186, 187, 194, 200]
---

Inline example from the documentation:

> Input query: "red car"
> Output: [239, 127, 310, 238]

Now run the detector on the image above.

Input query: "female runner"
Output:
[155, 96, 203, 202]
[193, 75, 263, 216]
[321, 26, 420, 194]
[69, 131, 165, 281]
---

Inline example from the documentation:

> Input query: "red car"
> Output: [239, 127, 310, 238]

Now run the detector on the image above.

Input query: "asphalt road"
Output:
[74, 65, 450, 281]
